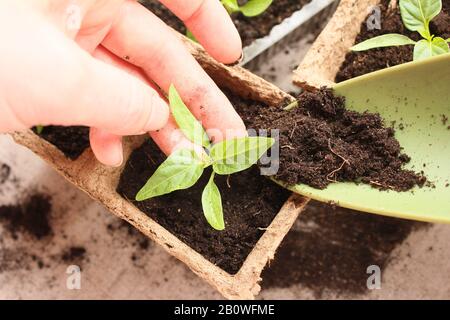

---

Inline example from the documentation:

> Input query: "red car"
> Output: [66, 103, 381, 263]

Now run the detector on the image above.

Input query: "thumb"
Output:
[1, 16, 169, 135]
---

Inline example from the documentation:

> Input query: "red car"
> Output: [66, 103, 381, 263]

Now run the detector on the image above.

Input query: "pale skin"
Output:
[0, 0, 247, 166]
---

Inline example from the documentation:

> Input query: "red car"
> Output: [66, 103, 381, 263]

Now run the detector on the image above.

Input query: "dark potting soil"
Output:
[140, 0, 311, 47]
[117, 139, 291, 275]
[33, 126, 90, 160]
[228, 88, 426, 191]
[0, 193, 52, 239]
[261, 201, 427, 296]
[336, 0, 450, 82]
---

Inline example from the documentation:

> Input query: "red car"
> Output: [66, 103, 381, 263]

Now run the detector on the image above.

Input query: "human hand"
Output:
[0, 0, 246, 166]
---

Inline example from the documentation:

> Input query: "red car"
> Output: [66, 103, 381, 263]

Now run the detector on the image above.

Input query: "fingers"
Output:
[157, 0, 242, 64]
[102, 1, 247, 144]
[0, 11, 169, 136]
[90, 128, 124, 167]
[92, 46, 198, 162]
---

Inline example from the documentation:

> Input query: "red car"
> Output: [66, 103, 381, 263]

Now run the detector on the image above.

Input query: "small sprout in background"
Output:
[283, 100, 299, 111]
[351, 0, 449, 61]
[35, 125, 45, 134]
[221, 0, 273, 17]
[186, 0, 273, 41]
[136, 85, 275, 231]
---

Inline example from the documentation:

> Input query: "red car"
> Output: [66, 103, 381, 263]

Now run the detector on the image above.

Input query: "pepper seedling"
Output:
[186, 0, 273, 42]
[351, 0, 449, 61]
[221, 0, 273, 17]
[135, 85, 274, 231]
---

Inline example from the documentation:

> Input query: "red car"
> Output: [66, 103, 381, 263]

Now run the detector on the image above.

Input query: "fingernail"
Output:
[225, 51, 244, 67]
[144, 95, 170, 132]
[112, 148, 124, 168]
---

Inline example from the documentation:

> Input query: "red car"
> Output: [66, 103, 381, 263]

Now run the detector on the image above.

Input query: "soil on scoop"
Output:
[140, 0, 311, 47]
[336, 0, 450, 81]
[0, 193, 52, 239]
[33, 126, 90, 160]
[117, 140, 291, 275]
[261, 201, 427, 297]
[228, 88, 426, 191]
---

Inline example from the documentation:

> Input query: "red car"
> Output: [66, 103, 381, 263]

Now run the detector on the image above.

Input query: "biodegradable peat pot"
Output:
[140, 0, 339, 67]
[293, 0, 380, 88]
[11, 37, 309, 300]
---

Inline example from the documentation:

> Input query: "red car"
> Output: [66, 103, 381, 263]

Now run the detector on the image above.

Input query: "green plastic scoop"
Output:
[287, 53, 450, 223]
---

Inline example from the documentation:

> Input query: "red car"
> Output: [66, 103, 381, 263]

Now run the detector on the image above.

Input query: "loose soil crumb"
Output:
[0, 163, 11, 185]
[229, 88, 426, 191]
[117, 140, 290, 274]
[336, 0, 450, 81]
[140, 0, 310, 47]
[106, 219, 152, 265]
[33, 126, 90, 160]
[0, 193, 52, 239]
[61, 246, 87, 264]
[261, 201, 428, 297]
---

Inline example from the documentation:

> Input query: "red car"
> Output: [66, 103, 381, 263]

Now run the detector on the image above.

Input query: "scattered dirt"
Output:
[0, 193, 53, 239]
[117, 139, 290, 274]
[0, 163, 11, 185]
[261, 201, 428, 297]
[229, 88, 426, 191]
[336, 0, 450, 81]
[140, 0, 311, 47]
[61, 246, 87, 264]
[106, 219, 152, 265]
[33, 126, 90, 160]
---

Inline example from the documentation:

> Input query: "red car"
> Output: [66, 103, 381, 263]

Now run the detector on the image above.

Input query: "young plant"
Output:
[135, 85, 275, 231]
[221, 0, 273, 17]
[186, 0, 273, 41]
[35, 125, 45, 134]
[351, 0, 449, 61]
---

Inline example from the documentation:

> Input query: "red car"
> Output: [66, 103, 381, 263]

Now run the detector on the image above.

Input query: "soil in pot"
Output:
[117, 86, 425, 274]
[336, 0, 450, 82]
[117, 139, 291, 275]
[228, 88, 426, 191]
[140, 0, 311, 47]
[33, 126, 90, 160]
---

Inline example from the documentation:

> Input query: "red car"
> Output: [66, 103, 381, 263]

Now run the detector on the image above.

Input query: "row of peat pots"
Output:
[13, 0, 450, 299]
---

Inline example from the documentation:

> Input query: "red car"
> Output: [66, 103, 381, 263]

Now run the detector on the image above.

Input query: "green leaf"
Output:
[399, 0, 441, 39]
[136, 149, 204, 201]
[351, 34, 416, 51]
[446, 38, 450, 43]
[35, 125, 44, 134]
[239, 0, 273, 17]
[201, 172, 224, 231]
[413, 37, 449, 60]
[221, 0, 240, 14]
[210, 136, 275, 175]
[169, 85, 210, 148]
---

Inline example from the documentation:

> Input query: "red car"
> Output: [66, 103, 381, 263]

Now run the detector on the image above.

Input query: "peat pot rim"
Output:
[293, 0, 381, 89]
[11, 37, 310, 300]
